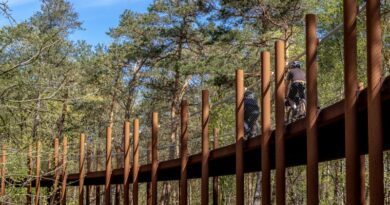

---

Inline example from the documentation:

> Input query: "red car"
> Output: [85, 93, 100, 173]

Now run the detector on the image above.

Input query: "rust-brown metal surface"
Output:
[151, 112, 158, 205]
[123, 121, 131, 204]
[213, 128, 219, 205]
[27, 76, 390, 187]
[343, 0, 361, 203]
[305, 14, 319, 205]
[261, 51, 271, 205]
[79, 134, 85, 205]
[133, 119, 140, 205]
[202, 90, 210, 205]
[147, 141, 152, 205]
[275, 40, 286, 205]
[27, 145, 33, 204]
[366, 0, 384, 204]
[60, 137, 67, 205]
[235, 69, 244, 205]
[180, 100, 189, 205]
[35, 142, 40, 205]
[105, 127, 112, 205]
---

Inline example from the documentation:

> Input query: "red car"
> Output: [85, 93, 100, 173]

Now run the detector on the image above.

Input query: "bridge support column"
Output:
[261, 51, 271, 205]
[133, 119, 140, 205]
[27, 145, 33, 205]
[151, 112, 158, 205]
[202, 90, 210, 205]
[180, 100, 189, 205]
[305, 14, 319, 205]
[235, 69, 244, 205]
[124, 121, 131, 204]
[86, 147, 91, 205]
[366, 0, 384, 204]
[35, 142, 40, 205]
[213, 128, 219, 205]
[60, 136, 67, 205]
[95, 147, 101, 205]
[105, 127, 112, 205]
[147, 142, 152, 205]
[50, 138, 60, 205]
[79, 134, 86, 205]
[343, 0, 362, 204]
[275, 40, 286, 205]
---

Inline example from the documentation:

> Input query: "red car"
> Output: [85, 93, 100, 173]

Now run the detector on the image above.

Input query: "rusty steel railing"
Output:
[0, 0, 387, 205]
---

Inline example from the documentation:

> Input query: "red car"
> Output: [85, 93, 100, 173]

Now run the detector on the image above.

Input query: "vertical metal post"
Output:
[27, 145, 33, 205]
[79, 134, 86, 205]
[51, 138, 59, 205]
[133, 119, 140, 205]
[275, 40, 286, 205]
[0, 145, 6, 204]
[60, 136, 68, 205]
[95, 147, 101, 205]
[124, 121, 131, 205]
[147, 142, 152, 205]
[306, 14, 319, 205]
[366, 0, 384, 204]
[202, 90, 210, 205]
[261, 51, 271, 205]
[86, 147, 91, 205]
[35, 142, 40, 205]
[213, 128, 219, 205]
[151, 112, 158, 205]
[180, 100, 189, 205]
[105, 127, 112, 205]
[343, 0, 361, 204]
[236, 69, 244, 205]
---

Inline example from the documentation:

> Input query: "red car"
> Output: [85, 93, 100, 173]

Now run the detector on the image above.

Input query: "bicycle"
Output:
[286, 98, 306, 124]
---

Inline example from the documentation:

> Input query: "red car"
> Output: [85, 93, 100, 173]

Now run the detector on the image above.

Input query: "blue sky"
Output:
[3, 0, 153, 45]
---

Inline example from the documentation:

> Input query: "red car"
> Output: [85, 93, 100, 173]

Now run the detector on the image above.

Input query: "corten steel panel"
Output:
[366, 0, 384, 204]
[151, 112, 158, 205]
[235, 70, 244, 205]
[123, 121, 131, 205]
[180, 100, 189, 205]
[133, 119, 140, 205]
[202, 90, 210, 205]
[79, 134, 86, 205]
[60, 137, 67, 205]
[213, 128, 219, 205]
[343, 0, 361, 204]
[306, 14, 319, 205]
[261, 51, 271, 205]
[275, 40, 286, 205]
[29, 76, 390, 187]
[27, 145, 33, 204]
[105, 127, 112, 205]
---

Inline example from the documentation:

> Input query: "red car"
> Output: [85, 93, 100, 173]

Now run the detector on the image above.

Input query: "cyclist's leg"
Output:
[298, 84, 307, 116]
[288, 83, 299, 108]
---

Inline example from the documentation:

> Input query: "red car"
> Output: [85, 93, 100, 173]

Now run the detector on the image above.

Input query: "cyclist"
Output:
[244, 90, 260, 139]
[286, 61, 306, 111]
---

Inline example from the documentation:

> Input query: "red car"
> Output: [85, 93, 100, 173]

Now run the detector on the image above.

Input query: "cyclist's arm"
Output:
[285, 79, 291, 98]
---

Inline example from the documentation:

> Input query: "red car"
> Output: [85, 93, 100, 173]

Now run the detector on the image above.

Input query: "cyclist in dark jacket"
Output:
[244, 90, 260, 139]
[286, 61, 306, 109]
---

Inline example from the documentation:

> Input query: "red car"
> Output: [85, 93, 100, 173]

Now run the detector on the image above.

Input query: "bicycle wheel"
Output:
[298, 99, 307, 117]
[286, 107, 294, 124]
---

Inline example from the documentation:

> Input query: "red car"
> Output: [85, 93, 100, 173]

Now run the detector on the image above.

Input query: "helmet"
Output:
[244, 90, 255, 99]
[290, 61, 302, 69]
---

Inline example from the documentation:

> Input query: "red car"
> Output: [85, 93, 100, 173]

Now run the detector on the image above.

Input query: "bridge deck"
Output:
[36, 76, 390, 187]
